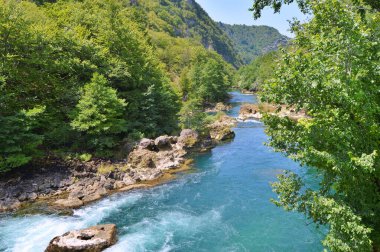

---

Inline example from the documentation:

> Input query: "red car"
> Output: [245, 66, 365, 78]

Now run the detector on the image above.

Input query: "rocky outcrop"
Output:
[205, 102, 232, 113]
[45, 224, 117, 252]
[208, 115, 237, 141]
[177, 129, 199, 149]
[0, 129, 206, 213]
[238, 104, 263, 121]
[238, 103, 308, 121]
[0, 159, 75, 212]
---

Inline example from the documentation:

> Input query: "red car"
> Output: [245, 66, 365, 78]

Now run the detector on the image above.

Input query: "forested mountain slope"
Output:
[218, 23, 289, 64]
[0, 0, 234, 172]
[133, 0, 242, 67]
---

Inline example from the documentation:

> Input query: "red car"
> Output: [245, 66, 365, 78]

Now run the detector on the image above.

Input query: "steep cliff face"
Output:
[218, 23, 289, 64]
[135, 0, 243, 67]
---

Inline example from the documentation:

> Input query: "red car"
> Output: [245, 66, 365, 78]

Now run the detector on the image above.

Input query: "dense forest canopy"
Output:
[218, 23, 288, 64]
[234, 51, 278, 91]
[0, 0, 235, 172]
[250, 0, 380, 18]
[135, 0, 243, 68]
[251, 0, 380, 251]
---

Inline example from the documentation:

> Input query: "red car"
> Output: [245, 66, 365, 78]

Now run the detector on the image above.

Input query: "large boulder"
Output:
[128, 149, 157, 169]
[209, 126, 235, 141]
[45, 224, 117, 252]
[205, 102, 232, 113]
[177, 129, 199, 148]
[138, 138, 156, 151]
[208, 115, 237, 141]
[154, 135, 172, 151]
[155, 150, 186, 170]
[238, 104, 262, 121]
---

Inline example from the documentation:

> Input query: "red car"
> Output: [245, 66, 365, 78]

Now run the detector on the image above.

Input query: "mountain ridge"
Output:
[217, 22, 289, 64]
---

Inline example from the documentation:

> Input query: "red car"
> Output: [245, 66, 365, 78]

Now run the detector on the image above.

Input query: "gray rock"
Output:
[154, 135, 172, 150]
[0, 198, 21, 212]
[113, 181, 126, 189]
[178, 129, 199, 148]
[54, 198, 84, 208]
[45, 224, 117, 252]
[122, 175, 136, 186]
[138, 138, 156, 151]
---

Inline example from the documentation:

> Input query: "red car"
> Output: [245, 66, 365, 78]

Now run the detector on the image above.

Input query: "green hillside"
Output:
[134, 0, 242, 68]
[0, 0, 235, 171]
[218, 23, 289, 64]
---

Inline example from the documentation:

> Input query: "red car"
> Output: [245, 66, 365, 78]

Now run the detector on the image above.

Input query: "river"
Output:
[0, 91, 324, 252]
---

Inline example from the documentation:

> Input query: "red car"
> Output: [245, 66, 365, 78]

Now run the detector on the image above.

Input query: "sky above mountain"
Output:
[195, 0, 310, 37]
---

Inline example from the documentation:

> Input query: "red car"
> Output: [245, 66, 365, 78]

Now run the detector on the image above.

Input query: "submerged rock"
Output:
[45, 224, 117, 252]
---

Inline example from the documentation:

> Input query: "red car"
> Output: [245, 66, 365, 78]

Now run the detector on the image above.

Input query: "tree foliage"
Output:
[218, 23, 288, 64]
[250, 0, 380, 19]
[0, 0, 235, 172]
[235, 51, 278, 91]
[0, 107, 44, 173]
[0, 0, 180, 171]
[259, 0, 380, 250]
[136, 0, 242, 67]
[71, 73, 127, 153]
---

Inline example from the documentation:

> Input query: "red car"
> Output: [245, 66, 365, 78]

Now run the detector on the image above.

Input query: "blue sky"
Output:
[195, 0, 309, 37]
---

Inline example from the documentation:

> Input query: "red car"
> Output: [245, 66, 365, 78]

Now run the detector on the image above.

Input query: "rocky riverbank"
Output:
[238, 103, 308, 121]
[205, 102, 232, 113]
[0, 118, 236, 214]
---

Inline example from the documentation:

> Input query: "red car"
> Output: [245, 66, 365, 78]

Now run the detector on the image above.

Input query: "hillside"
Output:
[218, 23, 289, 64]
[0, 0, 236, 173]
[134, 0, 242, 67]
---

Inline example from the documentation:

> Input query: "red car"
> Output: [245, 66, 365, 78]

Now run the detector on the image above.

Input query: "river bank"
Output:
[0, 91, 324, 252]
[0, 113, 237, 214]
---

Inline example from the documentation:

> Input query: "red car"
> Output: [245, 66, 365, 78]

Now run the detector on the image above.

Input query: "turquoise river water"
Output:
[0, 92, 325, 252]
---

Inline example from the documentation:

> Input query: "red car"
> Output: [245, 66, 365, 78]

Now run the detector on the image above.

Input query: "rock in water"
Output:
[208, 115, 237, 141]
[45, 224, 117, 252]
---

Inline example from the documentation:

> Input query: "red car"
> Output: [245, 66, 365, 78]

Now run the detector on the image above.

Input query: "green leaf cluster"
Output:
[260, 0, 380, 250]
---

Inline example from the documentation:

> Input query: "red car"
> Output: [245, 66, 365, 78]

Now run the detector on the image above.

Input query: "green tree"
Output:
[71, 73, 127, 154]
[259, 1, 380, 251]
[0, 107, 44, 173]
[179, 98, 207, 132]
[250, 0, 379, 19]
[235, 51, 278, 91]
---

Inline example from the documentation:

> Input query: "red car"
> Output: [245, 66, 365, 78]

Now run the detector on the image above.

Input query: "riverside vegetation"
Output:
[251, 0, 380, 251]
[1, 0, 379, 251]
[0, 0, 236, 173]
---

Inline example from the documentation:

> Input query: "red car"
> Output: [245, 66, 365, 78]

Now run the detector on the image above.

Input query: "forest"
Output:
[0, 0, 235, 172]
[0, 0, 379, 251]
